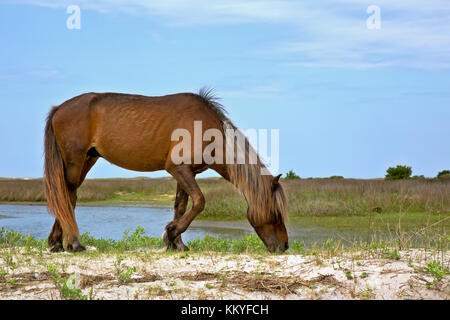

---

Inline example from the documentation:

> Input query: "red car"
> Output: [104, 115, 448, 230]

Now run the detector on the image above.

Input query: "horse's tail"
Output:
[44, 106, 78, 239]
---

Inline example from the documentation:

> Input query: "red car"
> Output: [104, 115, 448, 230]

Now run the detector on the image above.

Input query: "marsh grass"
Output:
[284, 178, 449, 217]
[0, 177, 448, 219]
[0, 177, 176, 204]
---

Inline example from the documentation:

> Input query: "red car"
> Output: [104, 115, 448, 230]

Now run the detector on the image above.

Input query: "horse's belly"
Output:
[94, 136, 169, 172]
[101, 154, 166, 172]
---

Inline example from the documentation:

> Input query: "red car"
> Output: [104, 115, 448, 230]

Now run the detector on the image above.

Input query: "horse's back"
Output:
[52, 92, 223, 172]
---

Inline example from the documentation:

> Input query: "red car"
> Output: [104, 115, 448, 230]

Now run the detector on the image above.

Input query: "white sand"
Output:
[0, 247, 448, 300]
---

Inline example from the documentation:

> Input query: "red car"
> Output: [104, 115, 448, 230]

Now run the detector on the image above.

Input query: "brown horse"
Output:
[44, 88, 289, 253]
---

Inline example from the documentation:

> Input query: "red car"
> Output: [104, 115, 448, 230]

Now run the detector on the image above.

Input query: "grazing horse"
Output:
[44, 88, 289, 253]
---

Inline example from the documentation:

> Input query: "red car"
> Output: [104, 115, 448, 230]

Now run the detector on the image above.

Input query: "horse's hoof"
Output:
[66, 240, 86, 252]
[176, 243, 189, 251]
[73, 244, 86, 252]
[50, 243, 64, 252]
[161, 231, 188, 251]
[174, 237, 189, 251]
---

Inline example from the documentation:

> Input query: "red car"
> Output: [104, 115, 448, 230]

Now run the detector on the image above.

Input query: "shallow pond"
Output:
[0, 204, 395, 247]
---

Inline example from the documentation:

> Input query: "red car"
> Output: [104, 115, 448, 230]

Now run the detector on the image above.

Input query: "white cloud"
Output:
[0, 65, 63, 81]
[3, 0, 450, 69]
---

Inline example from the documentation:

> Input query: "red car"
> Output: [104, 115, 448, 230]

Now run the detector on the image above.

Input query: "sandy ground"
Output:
[0, 247, 448, 300]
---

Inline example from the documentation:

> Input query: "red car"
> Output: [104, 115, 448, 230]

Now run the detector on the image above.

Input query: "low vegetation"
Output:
[1, 224, 448, 259]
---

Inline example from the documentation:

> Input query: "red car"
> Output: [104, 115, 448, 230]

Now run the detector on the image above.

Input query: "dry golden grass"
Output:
[284, 178, 449, 216]
[0, 177, 448, 219]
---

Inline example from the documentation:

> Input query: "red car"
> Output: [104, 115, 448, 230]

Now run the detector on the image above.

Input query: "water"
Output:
[0, 204, 255, 243]
[0, 204, 382, 246]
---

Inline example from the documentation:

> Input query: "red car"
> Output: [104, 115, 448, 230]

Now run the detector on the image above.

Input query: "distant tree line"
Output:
[385, 165, 449, 181]
[282, 167, 449, 180]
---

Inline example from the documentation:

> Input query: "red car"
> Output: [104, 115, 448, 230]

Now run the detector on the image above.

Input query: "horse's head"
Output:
[249, 174, 289, 253]
[252, 216, 289, 253]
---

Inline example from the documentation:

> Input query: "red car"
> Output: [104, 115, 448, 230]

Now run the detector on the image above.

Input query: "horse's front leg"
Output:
[162, 182, 189, 251]
[163, 166, 205, 251]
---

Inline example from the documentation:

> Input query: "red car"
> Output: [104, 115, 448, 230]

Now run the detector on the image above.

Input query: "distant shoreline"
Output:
[0, 201, 172, 209]
[0, 214, 15, 219]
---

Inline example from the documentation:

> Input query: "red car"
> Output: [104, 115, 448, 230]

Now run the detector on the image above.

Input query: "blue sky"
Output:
[0, 0, 449, 179]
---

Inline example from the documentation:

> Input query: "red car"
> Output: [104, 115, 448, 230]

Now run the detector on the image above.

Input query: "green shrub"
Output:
[47, 264, 91, 300]
[285, 170, 300, 180]
[231, 234, 266, 253]
[187, 235, 233, 252]
[437, 170, 450, 180]
[385, 165, 412, 180]
[290, 241, 305, 254]
[425, 260, 449, 282]
[79, 226, 162, 252]
[437, 170, 450, 178]
[113, 255, 137, 284]
[0, 227, 46, 250]
[187, 234, 267, 253]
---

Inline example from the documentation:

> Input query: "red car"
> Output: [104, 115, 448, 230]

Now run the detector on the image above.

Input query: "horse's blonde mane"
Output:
[197, 87, 288, 225]
[222, 120, 288, 226]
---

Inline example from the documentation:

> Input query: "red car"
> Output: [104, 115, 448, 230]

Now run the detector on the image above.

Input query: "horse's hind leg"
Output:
[64, 183, 85, 252]
[48, 220, 63, 252]
[48, 154, 98, 252]
[163, 182, 189, 251]
[47, 172, 83, 251]
[66, 155, 99, 251]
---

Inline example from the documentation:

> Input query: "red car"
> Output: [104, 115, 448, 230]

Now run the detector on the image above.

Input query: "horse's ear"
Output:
[272, 174, 282, 190]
